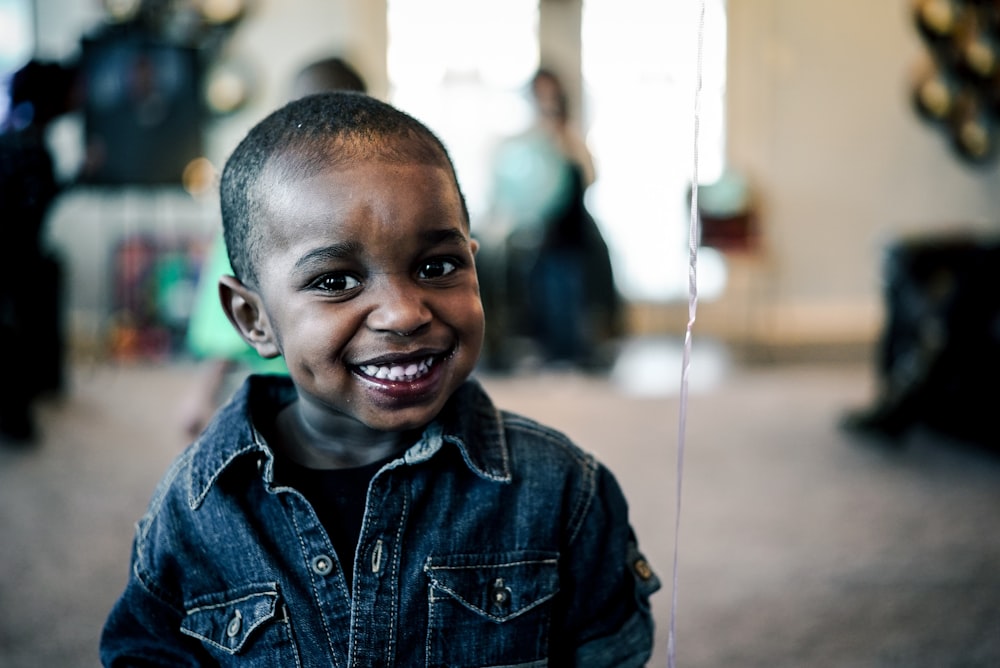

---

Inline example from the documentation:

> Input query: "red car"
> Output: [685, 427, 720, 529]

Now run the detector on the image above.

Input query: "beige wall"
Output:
[719, 0, 1000, 345]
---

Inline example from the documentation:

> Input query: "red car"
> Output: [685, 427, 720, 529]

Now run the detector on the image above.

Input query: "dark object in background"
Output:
[79, 29, 204, 185]
[528, 163, 622, 367]
[0, 129, 62, 443]
[695, 170, 759, 252]
[0, 60, 77, 444]
[910, 0, 1000, 166]
[699, 209, 757, 251]
[843, 233, 1000, 446]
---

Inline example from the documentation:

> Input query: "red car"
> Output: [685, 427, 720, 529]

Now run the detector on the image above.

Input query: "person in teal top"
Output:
[186, 233, 290, 372]
[180, 233, 290, 438]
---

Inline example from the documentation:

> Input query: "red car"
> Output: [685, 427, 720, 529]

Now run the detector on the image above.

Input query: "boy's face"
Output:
[245, 153, 484, 434]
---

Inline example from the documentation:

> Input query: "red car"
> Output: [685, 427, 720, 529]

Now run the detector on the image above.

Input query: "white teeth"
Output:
[359, 357, 434, 381]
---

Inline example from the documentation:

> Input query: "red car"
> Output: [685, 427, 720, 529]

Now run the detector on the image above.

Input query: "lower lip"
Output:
[354, 359, 447, 405]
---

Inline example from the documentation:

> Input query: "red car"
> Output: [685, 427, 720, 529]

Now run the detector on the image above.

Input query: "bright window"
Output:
[583, 0, 727, 301]
[387, 0, 539, 222]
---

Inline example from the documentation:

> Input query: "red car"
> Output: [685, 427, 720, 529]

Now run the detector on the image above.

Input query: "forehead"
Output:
[258, 154, 466, 247]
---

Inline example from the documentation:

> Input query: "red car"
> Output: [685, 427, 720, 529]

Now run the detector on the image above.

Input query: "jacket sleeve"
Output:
[555, 461, 661, 667]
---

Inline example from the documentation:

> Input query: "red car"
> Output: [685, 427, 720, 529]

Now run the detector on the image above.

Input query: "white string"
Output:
[667, 1, 706, 666]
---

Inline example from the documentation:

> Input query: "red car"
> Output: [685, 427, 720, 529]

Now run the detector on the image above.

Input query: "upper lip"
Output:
[352, 347, 448, 367]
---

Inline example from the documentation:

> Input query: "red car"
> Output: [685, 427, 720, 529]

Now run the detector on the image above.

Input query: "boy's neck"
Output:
[273, 400, 416, 470]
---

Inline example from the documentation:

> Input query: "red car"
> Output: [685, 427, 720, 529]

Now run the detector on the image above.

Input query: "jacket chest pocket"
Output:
[180, 583, 300, 665]
[424, 551, 559, 668]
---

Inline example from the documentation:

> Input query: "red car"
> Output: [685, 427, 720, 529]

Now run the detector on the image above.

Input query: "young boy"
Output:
[100, 91, 659, 667]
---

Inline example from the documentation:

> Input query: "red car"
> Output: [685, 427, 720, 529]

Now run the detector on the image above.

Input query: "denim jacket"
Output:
[100, 375, 659, 667]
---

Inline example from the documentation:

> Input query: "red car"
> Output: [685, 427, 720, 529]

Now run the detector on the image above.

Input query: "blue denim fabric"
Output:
[100, 375, 660, 667]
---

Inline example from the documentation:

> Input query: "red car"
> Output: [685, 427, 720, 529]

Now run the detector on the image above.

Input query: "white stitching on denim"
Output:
[287, 499, 343, 668]
[185, 589, 277, 615]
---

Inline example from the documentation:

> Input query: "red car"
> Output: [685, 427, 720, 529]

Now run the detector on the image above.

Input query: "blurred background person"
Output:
[530, 68, 595, 189]
[178, 55, 367, 440]
[480, 67, 620, 372]
[0, 59, 80, 444]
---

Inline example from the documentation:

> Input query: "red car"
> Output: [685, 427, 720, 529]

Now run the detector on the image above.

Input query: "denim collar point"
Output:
[404, 422, 444, 464]
[186, 377, 282, 510]
[187, 441, 262, 510]
[432, 382, 512, 483]
[447, 434, 512, 483]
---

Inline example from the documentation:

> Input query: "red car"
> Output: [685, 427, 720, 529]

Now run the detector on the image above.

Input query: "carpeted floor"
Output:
[2, 338, 998, 667]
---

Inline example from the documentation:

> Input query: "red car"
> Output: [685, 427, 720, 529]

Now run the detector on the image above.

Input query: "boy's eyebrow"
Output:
[422, 228, 469, 246]
[292, 229, 467, 270]
[294, 241, 363, 270]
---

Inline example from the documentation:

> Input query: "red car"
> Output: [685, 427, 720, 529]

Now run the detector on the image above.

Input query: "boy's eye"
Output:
[418, 259, 458, 279]
[313, 273, 362, 293]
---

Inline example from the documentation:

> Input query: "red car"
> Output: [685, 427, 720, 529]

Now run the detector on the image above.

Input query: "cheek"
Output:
[275, 304, 357, 359]
[449, 292, 486, 339]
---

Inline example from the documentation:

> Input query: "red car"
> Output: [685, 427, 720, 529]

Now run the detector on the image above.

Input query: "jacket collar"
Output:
[186, 375, 511, 509]
[403, 379, 512, 483]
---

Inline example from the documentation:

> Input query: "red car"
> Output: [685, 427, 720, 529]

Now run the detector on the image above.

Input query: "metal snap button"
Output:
[226, 610, 242, 638]
[491, 578, 511, 606]
[312, 554, 334, 575]
[633, 558, 654, 581]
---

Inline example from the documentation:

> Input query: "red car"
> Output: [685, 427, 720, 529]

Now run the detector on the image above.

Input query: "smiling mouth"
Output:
[356, 355, 438, 382]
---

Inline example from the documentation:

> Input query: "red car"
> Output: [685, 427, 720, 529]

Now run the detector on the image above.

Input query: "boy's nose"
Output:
[366, 279, 432, 336]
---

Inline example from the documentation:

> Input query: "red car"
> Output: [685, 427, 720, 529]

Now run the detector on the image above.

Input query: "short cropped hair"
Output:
[220, 91, 468, 287]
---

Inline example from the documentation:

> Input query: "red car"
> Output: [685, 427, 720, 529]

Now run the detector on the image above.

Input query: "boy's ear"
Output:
[218, 275, 281, 359]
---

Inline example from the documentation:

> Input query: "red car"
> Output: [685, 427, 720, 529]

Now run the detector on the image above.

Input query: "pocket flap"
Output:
[424, 551, 559, 623]
[181, 584, 280, 654]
